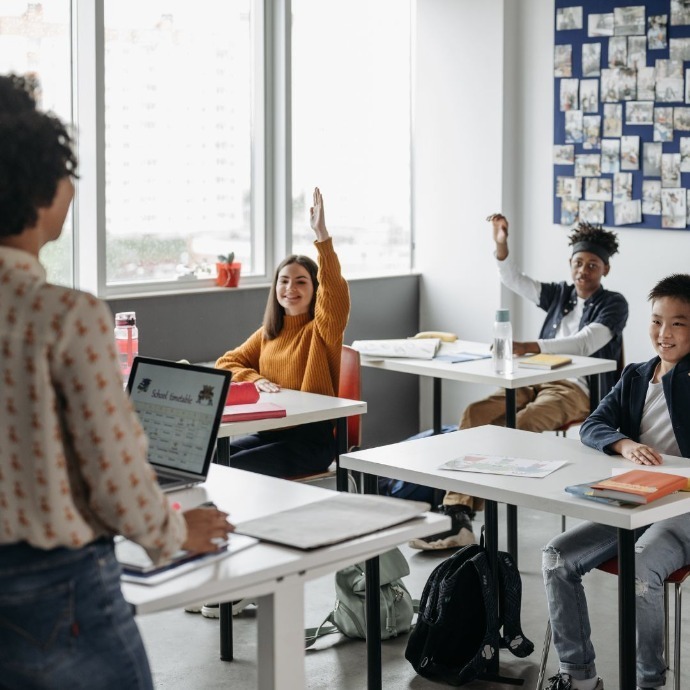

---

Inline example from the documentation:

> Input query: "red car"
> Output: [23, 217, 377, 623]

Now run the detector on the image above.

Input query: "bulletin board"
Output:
[554, 0, 690, 231]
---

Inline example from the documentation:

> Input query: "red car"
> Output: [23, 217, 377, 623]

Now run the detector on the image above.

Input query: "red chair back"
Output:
[596, 556, 690, 584]
[339, 345, 362, 451]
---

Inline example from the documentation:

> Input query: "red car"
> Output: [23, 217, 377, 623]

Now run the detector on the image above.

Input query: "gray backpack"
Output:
[305, 547, 414, 646]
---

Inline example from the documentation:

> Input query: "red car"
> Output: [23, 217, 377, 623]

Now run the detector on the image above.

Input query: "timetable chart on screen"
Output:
[130, 362, 223, 473]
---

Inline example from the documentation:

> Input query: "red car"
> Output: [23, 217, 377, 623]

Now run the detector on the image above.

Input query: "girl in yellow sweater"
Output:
[216, 188, 350, 478]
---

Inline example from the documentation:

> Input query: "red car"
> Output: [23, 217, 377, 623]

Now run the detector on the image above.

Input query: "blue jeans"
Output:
[542, 513, 690, 688]
[0, 538, 153, 690]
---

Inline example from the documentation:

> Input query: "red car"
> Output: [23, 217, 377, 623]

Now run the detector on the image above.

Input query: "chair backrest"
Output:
[339, 345, 362, 451]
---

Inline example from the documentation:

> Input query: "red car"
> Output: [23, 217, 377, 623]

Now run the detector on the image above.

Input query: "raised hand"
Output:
[487, 213, 509, 245]
[309, 187, 329, 242]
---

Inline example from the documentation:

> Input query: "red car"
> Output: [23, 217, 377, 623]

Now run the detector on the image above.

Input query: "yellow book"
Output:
[518, 353, 572, 370]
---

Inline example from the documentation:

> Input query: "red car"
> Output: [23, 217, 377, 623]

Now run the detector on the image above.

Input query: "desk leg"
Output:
[618, 528, 636, 690]
[216, 437, 230, 466]
[363, 472, 382, 690]
[256, 586, 306, 690]
[219, 602, 233, 661]
[589, 374, 601, 414]
[505, 389, 518, 565]
[433, 379, 442, 435]
[335, 417, 349, 492]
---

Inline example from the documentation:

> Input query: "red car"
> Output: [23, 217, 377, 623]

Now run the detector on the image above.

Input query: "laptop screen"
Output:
[127, 357, 232, 477]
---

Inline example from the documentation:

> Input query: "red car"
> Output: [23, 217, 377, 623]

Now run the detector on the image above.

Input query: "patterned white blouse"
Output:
[0, 246, 185, 563]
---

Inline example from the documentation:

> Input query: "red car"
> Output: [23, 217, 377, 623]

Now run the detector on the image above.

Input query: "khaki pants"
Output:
[443, 381, 590, 511]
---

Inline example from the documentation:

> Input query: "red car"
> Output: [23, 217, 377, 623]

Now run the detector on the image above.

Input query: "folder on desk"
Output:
[221, 402, 286, 423]
[234, 493, 430, 550]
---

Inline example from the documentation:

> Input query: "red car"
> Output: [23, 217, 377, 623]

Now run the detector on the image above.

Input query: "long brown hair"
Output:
[262, 255, 319, 339]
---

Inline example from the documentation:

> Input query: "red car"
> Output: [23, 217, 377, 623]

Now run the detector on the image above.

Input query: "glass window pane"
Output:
[0, 1, 73, 287]
[103, 1, 253, 287]
[291, 0, 412, 277]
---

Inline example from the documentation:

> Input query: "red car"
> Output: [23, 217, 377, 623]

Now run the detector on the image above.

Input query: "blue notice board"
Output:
[554, 0, 690, 231]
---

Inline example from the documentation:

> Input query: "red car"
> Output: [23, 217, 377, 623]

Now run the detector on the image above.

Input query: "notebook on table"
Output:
[127, 357, 232, 492]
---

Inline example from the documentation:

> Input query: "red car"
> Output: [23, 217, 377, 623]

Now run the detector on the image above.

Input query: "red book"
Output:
[221, 402, 286, 423]
[590, 469, 687, 505]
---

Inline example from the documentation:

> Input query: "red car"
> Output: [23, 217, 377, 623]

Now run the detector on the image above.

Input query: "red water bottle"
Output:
[114, 311, 139, 380]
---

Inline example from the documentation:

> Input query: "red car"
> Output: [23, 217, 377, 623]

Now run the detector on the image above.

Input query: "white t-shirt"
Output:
[639, 380, 682, 456]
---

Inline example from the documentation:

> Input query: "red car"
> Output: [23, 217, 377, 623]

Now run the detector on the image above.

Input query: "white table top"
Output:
[216, 388, 366, 438]
[122, 465, 447, 615]
[359, 339, 616, 389]
[341, 425, 690, 530]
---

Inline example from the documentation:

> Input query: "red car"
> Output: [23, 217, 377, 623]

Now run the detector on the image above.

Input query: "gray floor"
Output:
[138, 491, 689, 689]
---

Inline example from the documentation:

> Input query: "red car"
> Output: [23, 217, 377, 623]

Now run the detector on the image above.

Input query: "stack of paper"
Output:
[351, 338, 440, 360]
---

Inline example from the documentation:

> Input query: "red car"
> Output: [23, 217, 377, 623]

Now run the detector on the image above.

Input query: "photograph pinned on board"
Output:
[671, 0, 690, 27]
[601, 67, 636, 101]
[601, 139, 620, 173]
[674, 106, 690, 131]
[642, 180, 662, 215]
[657, 58, 683, 79]
[637, 67, 656, 101]
[614, 5, 645, 36]
[579, 200, 605, 224]
[589, 12, 614, 37]
[565, 110, 584, 143]
[613, 199, 642, 226]
[627, 36, 647, 70]
[608, 36, 628, 67]
[680, 137, 690, 171]
[555, 44, 573, 77]
[654, 107, 674, 142]
[585, 178, 612, 202]
[626, 101, 654, 125]
[603, 103, 623, 137]
[560, 199, 579, 226]
[661, 153, 682, 188]
[574, 153, 601, 178]
[620, 136, 640, 171]
[613, 172, 633, 202]
[686, 70, 690, 104]
[670, 37, 690, 62]
[643, 142, 663, 176]
[556, 176, 582, 199]
[687, 190, 690, 225]
[560, 79, 579, 111]
[583, 115, 601, 150]
[580, 79, 599, 113]
[648, 14, 668, 49]
[656, 59, 684, 102]
[556, 6, 583, 31]
[554, 145, 575, 165]
[582, 42, 601, 77]
[661, 188, 687, 228]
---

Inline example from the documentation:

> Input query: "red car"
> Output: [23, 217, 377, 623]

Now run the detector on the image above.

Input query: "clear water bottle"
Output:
[493, 308, 513, 375]
[114, 311, 139, 380]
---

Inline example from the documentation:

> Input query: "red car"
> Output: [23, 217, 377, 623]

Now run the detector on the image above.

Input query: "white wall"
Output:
[415, 0, 690, 430]
[414, 0, 506, 428]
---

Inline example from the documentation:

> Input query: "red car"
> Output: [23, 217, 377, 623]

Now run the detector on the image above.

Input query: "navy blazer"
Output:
[580, 353, 690, 458]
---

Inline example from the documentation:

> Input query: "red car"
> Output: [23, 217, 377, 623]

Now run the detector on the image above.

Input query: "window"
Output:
[291, 0, 412, 277]
[103, 1, 254, 287]
[0, 1, 73, 286]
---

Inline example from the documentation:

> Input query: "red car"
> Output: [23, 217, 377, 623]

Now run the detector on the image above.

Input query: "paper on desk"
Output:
[234, 493, 430, 550]
[434, 352, 491, 363]
[439, 454, 567, 478]
[351, 338, 440, 359]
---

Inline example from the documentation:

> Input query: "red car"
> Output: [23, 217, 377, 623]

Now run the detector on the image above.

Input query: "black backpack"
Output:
[405, 543, 534, 686]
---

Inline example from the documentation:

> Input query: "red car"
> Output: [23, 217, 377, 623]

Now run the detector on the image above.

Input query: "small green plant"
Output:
[217, 251, 235, 264]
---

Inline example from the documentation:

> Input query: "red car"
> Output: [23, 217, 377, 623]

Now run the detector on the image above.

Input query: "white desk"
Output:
[122, 465, 448, 690]
[341, 425, 690, 688]
[359, 340, 617, 559]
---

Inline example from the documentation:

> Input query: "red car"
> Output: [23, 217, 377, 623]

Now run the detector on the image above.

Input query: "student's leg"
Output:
[514, 381, 590, 433]
[634, 513, 690, 688]
[542, 521, 619, 683]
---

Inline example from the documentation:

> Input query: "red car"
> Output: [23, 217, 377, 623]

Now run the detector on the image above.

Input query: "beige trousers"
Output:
[443, 381, 591, 511]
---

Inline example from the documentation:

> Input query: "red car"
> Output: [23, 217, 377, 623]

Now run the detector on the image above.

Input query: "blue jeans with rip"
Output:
[542, 513, 690, 688]
[0, 538, 153, 690]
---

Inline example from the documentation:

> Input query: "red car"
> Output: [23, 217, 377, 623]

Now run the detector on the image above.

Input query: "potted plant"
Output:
[216, 251, 242, 287]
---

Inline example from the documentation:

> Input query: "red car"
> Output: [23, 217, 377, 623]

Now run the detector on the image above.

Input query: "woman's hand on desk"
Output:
[182, 507, 235, 554]
[611, 439, 663, 466]
[255, 378, 281, 393]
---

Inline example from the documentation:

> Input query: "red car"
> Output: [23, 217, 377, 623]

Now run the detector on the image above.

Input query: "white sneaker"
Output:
[200, 600, 257, 618]
[184, 604, 202, 614]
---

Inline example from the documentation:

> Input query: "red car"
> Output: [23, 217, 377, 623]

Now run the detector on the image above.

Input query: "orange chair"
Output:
[293, 344, 363, 485]
[555, 341, 625, 438]
[537, 556, 690, 690]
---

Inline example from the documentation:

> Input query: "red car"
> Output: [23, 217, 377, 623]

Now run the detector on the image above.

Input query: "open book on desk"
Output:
[351, 338, 440, 360]
[518, 353, 572, 370]
[116, 533, 258, 585]
[234, 493, 430, 550]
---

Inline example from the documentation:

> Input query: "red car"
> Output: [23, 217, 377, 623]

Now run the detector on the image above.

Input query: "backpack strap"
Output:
[496, 550, 534, 658]
[305, 611, 341, 648]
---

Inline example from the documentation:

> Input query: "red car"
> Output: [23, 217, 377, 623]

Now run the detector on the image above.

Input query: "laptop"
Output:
[127, 357, 232, 492]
